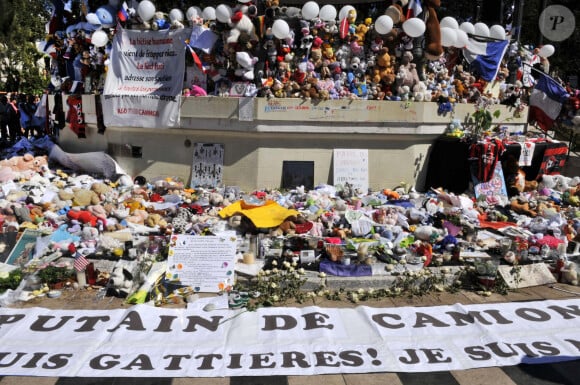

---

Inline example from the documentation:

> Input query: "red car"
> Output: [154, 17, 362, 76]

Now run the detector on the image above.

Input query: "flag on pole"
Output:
[406, 0, 423, 19]
[464, 39, 509, 82]
[528, 72, 569, 131]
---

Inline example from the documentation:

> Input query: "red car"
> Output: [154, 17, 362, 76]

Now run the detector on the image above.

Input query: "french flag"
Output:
[528, 72, 569, 131]
[464, 39, 509, 82]
[117, 2, 129, 22]
[406, 0, 423, 19]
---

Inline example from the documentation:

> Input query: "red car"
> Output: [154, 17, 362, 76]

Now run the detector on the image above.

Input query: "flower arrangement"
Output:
[234, 258, 521, 309]
[36, 263, 74, 285]
[0, 269, 23, 293]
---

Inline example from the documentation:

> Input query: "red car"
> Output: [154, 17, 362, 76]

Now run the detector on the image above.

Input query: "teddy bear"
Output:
[395, 51, 420, 97]
[422, 0, 443, 61]
[309, 45, 323, 70]
[0, 153, 49, 182]
[301, 75, 320, 99]
[372, 47, 395, 85]
[150, 12, 170, 30]
[354, 18, 372, 45]
[510, 196, 538, 217]
[235, 51, 258, 81]
[385, 1, 407, 25]
[227, 11, 258, 50]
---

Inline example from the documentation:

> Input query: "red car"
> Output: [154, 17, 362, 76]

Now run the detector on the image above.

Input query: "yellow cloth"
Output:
[219, 200, 299, 228]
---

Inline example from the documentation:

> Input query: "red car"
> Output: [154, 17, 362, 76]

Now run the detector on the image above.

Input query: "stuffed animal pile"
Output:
[42, 0, 530, 107]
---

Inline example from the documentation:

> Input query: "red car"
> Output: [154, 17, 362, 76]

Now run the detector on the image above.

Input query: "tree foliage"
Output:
[0, 0, 51, 94]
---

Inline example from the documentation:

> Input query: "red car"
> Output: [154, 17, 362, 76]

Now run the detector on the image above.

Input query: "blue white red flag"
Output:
[406, 0, 423, 18]
[117, 2, 129, 22]
[528, 72, 569, 131]
[464, 39, 509, 82]
[185, 42, 204, 72]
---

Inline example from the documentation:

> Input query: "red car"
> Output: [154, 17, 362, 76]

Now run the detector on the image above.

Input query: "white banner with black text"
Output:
[0, 299, 579, 377]
[102, 27, 190, 128]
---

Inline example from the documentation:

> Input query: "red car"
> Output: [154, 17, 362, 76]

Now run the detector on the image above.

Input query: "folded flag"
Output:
[528, 72, 569, 131]
[464, 39, 509, 82]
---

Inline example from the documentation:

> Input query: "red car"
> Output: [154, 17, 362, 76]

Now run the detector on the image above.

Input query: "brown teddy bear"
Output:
[372, 47, 395, 85]
[395, 51, 421, 96]
[423, 0, 443, 61]
[503, 155, 538, 196]
[510, 197, 538, 217]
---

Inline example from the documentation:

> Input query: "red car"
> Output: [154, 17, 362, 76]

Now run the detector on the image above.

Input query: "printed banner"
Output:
[102, 27, 191, 128]
[0, 299, 578, 377]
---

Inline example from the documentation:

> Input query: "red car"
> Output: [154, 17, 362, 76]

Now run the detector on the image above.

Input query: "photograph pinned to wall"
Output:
[282, 161, 314, 190]
[191, 143, 224, 188]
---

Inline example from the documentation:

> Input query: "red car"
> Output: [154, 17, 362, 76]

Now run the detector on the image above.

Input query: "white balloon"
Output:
[187, 6, 202, 20]
[403, 17, 426, 38]
[539, 44, 555, 58]
[454, 29, 469, 48]
[319, 5, 337, 21]
[169, 9, 184, 23]
[91, 30, 109, 47]
[272, 19, 290, 39]
[440, 16, 458, 30]
[474, 22, 490, 37]
[215, 4, 232, 23]
[459, 22, 475, 35]
[339, 5, 355, 21]
[302, 1, 320, 21]
[441, 27, 457, 47]
[138, 0, 156, 22]
[489, 24, 506, 40]
[202, 7, 216, 21]
[375, 15, 394, 35]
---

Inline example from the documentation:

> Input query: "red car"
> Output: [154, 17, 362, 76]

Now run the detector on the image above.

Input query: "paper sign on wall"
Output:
[333, 149, 369, 193]
[191, 143, 224, 188]
[167, 234, 236, 292]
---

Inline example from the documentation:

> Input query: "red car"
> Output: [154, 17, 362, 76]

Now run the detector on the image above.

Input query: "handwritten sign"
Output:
[167, 234, 236, 292]
[473, 161, 508, 199]
[102, 26, 191, 128]
[191, 143, 224, 188]
[333, 149, 369, 193]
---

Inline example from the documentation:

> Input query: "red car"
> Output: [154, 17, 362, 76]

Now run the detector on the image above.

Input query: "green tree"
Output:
[0, 0, 51, 94]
